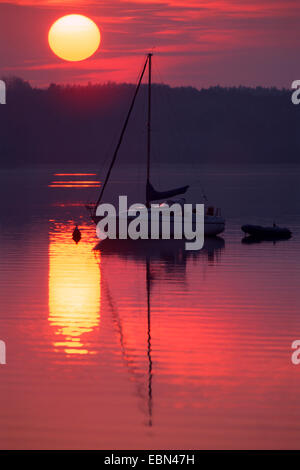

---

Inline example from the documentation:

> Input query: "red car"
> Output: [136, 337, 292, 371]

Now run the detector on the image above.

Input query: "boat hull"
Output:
[204, 217, 225, 236]
[241, 224, 291, 240]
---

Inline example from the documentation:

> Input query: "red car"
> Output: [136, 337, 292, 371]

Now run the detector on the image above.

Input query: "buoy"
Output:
[72, 224, 81, 244]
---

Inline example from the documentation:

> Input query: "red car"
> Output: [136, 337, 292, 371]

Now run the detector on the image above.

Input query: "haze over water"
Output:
[1, 163, 300, 449]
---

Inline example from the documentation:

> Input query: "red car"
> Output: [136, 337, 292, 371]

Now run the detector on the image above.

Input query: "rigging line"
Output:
[100, 259, 153, 423]
[146, 53, 152, 186]
[152, 97, 163, 191]
[93, 55, 149, 213]
[102, 276, 147, 396]
[137, 74, 148, 202]
[152, 62, 183, 188]
[87, 62, 147, 207]
[153, 61, 208, 202]
[146, 257, 153, 427]
[99, 258, 142, 372]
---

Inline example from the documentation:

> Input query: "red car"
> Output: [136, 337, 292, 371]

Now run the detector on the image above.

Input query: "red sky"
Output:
[0, 0, 300, 88]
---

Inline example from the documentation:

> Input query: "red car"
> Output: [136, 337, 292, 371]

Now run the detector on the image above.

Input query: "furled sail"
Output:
[146, 181, 189, 202]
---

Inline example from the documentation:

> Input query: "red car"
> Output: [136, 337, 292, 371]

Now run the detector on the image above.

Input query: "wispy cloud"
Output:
[1, 0, 299, 87]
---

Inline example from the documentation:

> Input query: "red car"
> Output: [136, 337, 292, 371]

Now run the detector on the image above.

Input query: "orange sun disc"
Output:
[48, 14, 101, 62]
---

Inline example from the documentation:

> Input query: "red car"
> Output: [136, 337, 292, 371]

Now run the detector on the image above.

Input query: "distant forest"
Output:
[0, 77, 299, 167]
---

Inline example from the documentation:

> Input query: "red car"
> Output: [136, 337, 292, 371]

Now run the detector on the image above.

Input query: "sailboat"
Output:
[87, 53, 225, 237]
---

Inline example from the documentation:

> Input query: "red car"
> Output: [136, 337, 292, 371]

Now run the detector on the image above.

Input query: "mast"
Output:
[93, 55, 149, 213]
[146, 53, 152, 208]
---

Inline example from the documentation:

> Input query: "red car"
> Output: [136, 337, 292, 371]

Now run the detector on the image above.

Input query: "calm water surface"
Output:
[1, 164, 300, 449]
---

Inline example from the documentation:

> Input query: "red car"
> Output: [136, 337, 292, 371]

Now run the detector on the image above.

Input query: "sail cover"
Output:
[146, 181, 189, 202]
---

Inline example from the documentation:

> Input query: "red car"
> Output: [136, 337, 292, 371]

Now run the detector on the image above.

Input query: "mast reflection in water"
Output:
[96, 237, 225, 427]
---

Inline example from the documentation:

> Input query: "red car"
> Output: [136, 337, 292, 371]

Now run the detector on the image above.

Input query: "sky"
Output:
[0, 0, 300, 88]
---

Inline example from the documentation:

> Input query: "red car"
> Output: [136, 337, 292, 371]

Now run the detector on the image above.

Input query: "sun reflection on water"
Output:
[48, 222, 101, 356]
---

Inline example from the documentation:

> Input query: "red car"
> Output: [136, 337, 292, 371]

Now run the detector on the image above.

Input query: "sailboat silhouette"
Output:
[87, 54, 225, 237]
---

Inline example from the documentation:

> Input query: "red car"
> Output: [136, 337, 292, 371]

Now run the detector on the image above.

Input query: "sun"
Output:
[48, 14, 101, 62]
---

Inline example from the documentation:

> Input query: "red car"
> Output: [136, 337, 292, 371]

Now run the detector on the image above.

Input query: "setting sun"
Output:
[48, 14, 101, 62]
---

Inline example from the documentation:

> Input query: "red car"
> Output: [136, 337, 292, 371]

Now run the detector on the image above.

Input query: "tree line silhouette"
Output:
[1, 77, 299, 167]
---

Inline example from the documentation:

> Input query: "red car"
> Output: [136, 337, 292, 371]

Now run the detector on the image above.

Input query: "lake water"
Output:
[1, 163, 300, 449]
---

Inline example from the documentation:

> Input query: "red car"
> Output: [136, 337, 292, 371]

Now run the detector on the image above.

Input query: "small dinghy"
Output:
[241, 224, 292, 240]
[72, 225, 81, 244]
